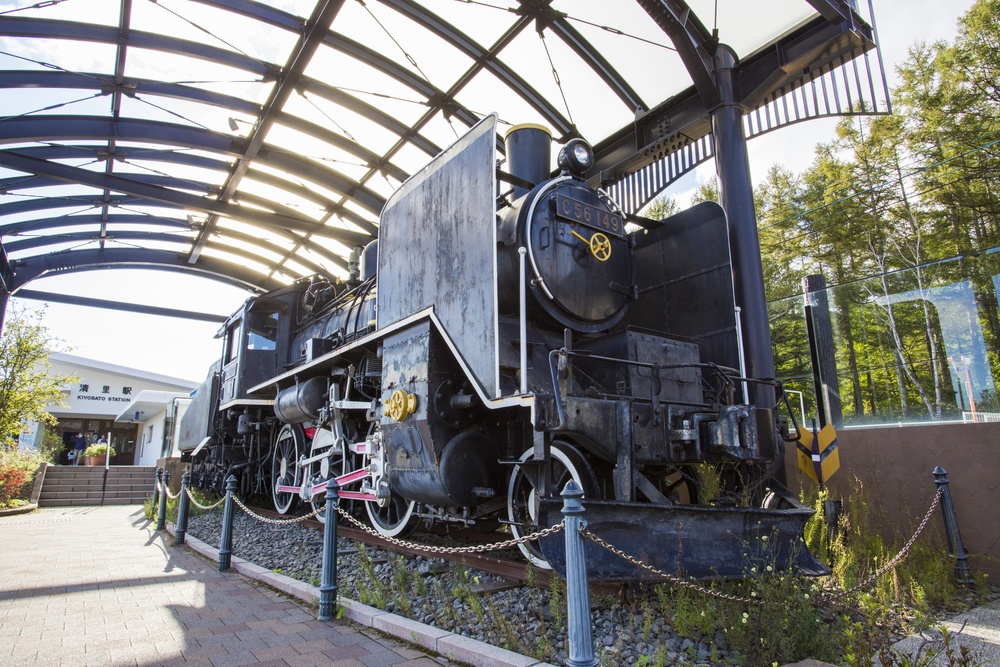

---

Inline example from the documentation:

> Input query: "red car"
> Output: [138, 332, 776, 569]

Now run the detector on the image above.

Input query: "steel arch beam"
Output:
[0, 148, 378, 241]
[0, 195, 193, 219]
[14, 289, 229, 323]
[0, 70, 262, 116]
[0, 16, 275, 77]
[0, 173, 219, 196]
[4, 143, 381, 241]
[4, 229, 301, 279]
[546, 14, 648, 114]
[277, 113, 411, 184]
[5, 143, 232, 173]
[7, 247, 282, 292]
[378, 0, 573, 137]
[189, 0, 348, 264]
[3, 227, 334, 277]
[189, 0, 305, 31]
[4, 230, 192, 254]
[634, 0, 720, 109]
[298, 77, 442, 158]
[0, 118, 385, 231]
[0, 214, 193, 236]
[0, 211, 345, 276]
[323, 32, 482, 129]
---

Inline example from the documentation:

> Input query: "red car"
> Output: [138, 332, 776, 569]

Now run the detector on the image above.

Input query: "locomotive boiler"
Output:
[178, 115, 825, 579]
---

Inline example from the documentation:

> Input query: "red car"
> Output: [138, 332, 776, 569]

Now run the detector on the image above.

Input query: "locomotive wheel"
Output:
[654, 466, 699, 505]
[271, 424, 304, 514]
[507, 441, 598, 569]
[366, 490, 417, 538]
[309, 448, 346, 524]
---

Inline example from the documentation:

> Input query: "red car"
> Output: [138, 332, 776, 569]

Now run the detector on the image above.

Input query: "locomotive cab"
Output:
[218, 297, 287, 406]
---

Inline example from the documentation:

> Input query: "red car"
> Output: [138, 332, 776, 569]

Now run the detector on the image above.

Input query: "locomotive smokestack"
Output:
[504, 124, 551, 199]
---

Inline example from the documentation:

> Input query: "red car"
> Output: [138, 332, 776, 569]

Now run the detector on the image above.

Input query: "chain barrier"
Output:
[233, 495, 323, 525]
[171, 478, 942, 607]
[580, 528, 763, 606]
[333, 504, 565, 554]
[182, 487, 225, 511]
[817, 488, 943, 603]
[582, 489, 945, 607]
[158, 480, 179, 501]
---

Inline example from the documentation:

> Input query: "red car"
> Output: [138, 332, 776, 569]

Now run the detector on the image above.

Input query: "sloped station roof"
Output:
[0, 0, 885, 312]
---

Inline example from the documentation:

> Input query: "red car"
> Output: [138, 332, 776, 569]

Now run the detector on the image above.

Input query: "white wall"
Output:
[135, 410, 167, 467]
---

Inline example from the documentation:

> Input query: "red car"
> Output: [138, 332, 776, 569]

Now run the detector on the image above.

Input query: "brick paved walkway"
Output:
[0, 506, 458, 667]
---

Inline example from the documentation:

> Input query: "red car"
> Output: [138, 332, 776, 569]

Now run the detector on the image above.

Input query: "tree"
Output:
[0, 306, 76, 448]
[641, 194, 680, 221]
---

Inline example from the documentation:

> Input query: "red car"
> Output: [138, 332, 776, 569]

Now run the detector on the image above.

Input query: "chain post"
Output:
[156, 469, 170, 531]
[152, 467, 162, 512]
[933, 467, 973, 585]
[218, 474, 238, 572]
[318, 480, 340, 621]
[562, 480, 598, 667]
[175, 471, 191, 546]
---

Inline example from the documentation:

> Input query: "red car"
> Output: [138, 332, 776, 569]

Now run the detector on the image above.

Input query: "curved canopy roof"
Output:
[0, 0, 883, 301]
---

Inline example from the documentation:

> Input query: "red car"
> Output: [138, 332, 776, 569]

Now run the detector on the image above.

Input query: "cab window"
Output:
[247, 311, 278, 351]
[224, 320, 241, 363]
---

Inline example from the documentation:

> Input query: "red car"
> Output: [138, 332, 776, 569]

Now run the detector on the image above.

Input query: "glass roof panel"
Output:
[129, 0, 300, 65]
[0, 36, 119, 73]
[1, 0, 120, 25]
[2, 0, 881, 307]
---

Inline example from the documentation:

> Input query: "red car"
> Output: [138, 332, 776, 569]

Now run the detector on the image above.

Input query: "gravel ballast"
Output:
[185, 510, 738, 666]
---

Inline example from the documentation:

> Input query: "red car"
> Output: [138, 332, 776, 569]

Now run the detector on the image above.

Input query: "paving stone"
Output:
[0, 504, 544, 667]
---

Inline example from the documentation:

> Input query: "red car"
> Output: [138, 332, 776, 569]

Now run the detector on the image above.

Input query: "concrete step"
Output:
[39, 466, 160, 507]
[46, 466, 156, 478]
[40, 481, 152, 492]
[38, 496, 145, 507]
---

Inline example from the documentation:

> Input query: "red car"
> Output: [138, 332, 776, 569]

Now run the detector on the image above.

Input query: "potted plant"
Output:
[82, 443, 115, 466]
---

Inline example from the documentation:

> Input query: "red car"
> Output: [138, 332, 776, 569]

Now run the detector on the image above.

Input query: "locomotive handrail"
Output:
[547, 347, 746, 430]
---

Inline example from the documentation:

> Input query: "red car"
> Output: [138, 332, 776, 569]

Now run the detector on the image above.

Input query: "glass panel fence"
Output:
[768, 251, 1000, 428]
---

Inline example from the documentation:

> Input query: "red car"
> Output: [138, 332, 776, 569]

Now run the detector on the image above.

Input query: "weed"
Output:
[547, 572, 564, 627]
[354, 544, 387, 607]
[843, 621, 985, 667]
[389, 556, 413, 615]
[640, 593, 654, 642]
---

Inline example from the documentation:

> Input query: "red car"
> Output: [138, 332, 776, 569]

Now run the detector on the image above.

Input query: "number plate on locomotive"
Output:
[555, 194, 624, 238]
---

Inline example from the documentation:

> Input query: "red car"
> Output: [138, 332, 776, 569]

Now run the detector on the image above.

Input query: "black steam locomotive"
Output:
[178, 116, 824, 579]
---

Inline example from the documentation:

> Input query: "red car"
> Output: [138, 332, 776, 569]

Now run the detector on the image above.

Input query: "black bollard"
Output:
[318, 480, 340, 621]
[156, 469, 170, 531]
[823, 499, 843, 545]
[152, 467, 162, 513]
[932, 467, 973, 585]
[218, 474, 237, 572]
[562, 480, 598, 667]
[175, 471, 191, 546]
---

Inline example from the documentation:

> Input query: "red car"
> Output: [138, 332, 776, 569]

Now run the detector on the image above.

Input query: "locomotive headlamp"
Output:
[557, 139, 594, 175]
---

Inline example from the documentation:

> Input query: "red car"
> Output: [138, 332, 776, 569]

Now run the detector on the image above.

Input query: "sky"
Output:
[6, 0, 978, 383]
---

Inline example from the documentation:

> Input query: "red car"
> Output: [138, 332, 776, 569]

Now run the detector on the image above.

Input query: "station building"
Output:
[19, 352, 199, 466]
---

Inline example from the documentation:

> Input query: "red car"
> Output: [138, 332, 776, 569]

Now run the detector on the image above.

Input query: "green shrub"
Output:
[0, 446, 44, 507]
[83, 443, 116, 459]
